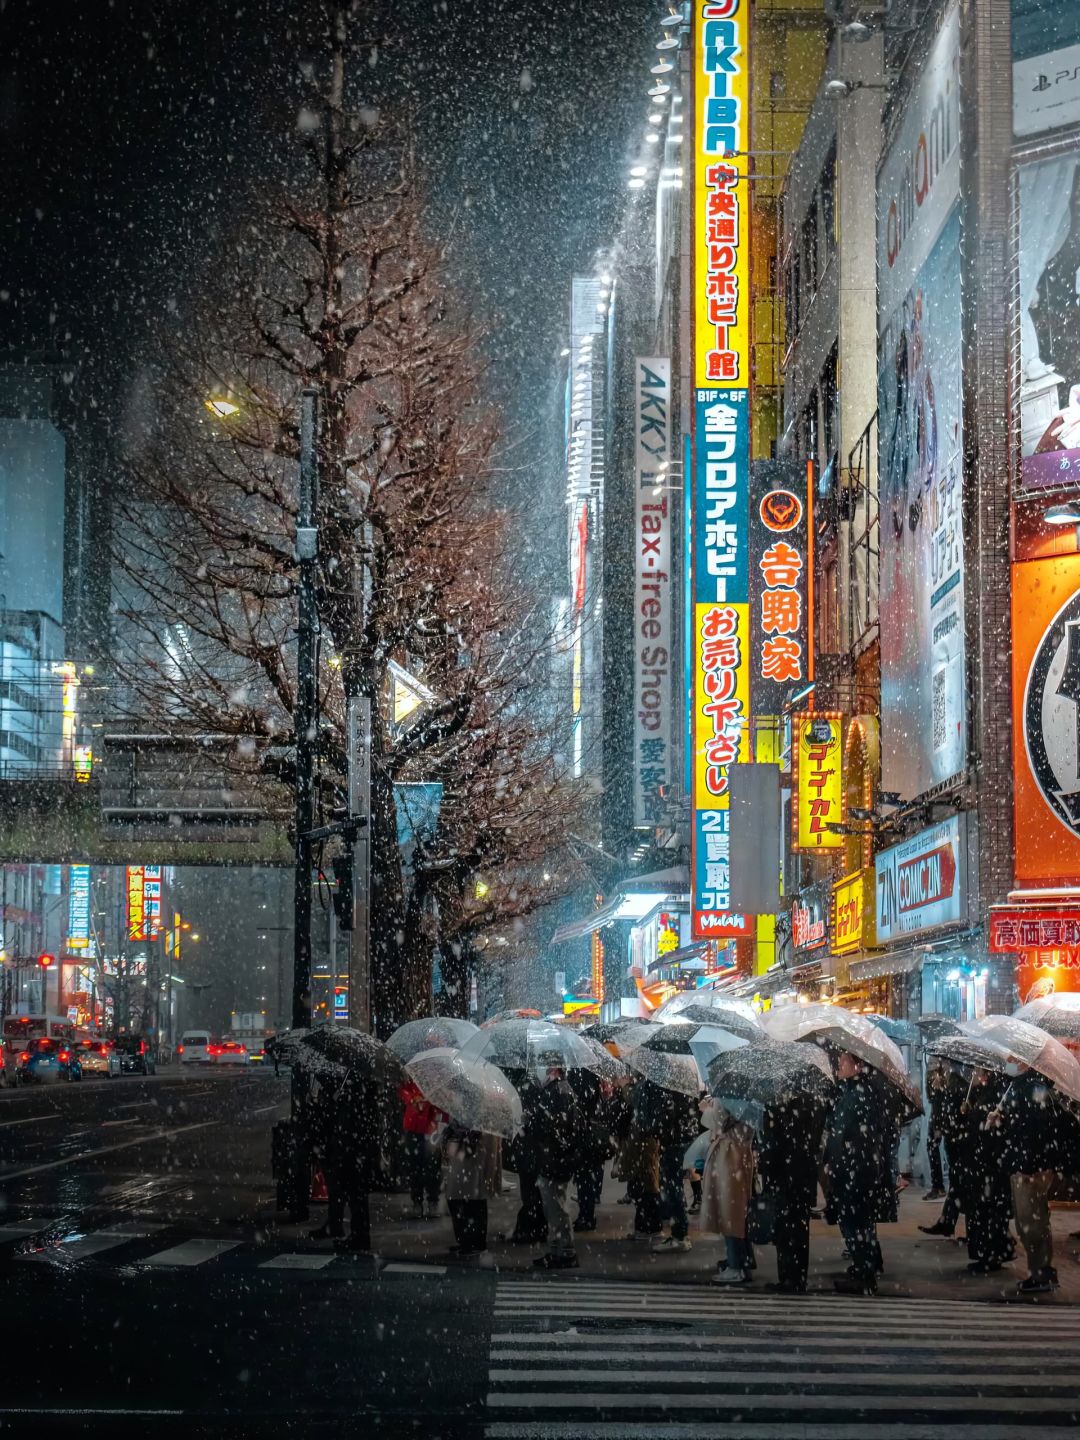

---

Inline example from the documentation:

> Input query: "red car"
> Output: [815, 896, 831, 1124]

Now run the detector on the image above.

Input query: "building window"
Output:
[819, 142, 838, 268]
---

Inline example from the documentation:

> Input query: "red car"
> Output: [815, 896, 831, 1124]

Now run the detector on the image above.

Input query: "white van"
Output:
[178, 1030, 212, 1064]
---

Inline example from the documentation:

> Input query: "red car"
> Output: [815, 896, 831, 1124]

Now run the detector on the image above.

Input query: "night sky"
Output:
[2, 0, 656, 532]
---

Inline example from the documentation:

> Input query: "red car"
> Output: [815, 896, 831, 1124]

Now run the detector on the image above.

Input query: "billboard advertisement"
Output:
[831, 868, 876, 956]
[633, 357, 673, 826]
[877, 0, 966, 803]
[67, 864, 91, 952]
[792, 712, 844, 851]
[749, 460, 809, 714]
[1017, 143, 1080, 489]
[875, 814, 966, 944]
[691, 1, 753, 941]
[1012, 552, 1080, 884]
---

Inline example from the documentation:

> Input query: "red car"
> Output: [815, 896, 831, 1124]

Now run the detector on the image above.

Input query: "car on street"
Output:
[178, 1030, 212, 1064]
[78, 1039, 122, 1078]
[14, 1037, 82, 1084]
[209, 1039, 249, 1066]
[114, 1035, 157, 1076]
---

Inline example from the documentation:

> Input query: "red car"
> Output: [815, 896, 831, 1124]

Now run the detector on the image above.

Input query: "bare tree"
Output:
[111, 4, 585, 1031]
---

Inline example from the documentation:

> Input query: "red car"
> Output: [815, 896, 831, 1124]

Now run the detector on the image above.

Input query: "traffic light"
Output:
[330, 854, 354, 931]
[37, 953, 55, 968]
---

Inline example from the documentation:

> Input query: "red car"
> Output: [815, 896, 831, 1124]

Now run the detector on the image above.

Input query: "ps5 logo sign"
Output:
[1025, 588, 1080, 836]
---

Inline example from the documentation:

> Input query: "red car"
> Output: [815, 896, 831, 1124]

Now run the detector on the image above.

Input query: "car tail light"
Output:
[177, 1045, 184, 1054]
[139, 1040, 146, 1055]
[208, 1045, 221, 1056]
[19, 1052, 30, 1063]
[58, 1051, 70, 1062]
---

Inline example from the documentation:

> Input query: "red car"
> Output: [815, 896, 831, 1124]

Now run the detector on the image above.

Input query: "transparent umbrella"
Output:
[581, 1019, 659, 1054]
[688, 1022, 758, 1086]
[579, 1034, 631, 1083]
[964, 1016, 1080, 1102]
[1013, 996, 1080, 1043]
[622, 1024, 705, 1095]
[655, 990, 758, 1024]
[480, 1009, 544, 1028]
[404, 1047, 522, 1138]
[763, 1003, 922, 1115]
[706, 1041, 836, 1128]
[926, 1034, 1010, 1072]
[459, 1018, 604, 1075]
[386, 1017, 480, 1065]
[866, 1014, 960, 1047]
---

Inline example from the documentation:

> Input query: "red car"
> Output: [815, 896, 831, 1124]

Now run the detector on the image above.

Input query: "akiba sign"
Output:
[634, 358, 672, 827]
[875, 814, 966, 943]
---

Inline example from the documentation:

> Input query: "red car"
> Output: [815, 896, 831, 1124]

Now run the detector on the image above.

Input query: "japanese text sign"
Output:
[831, 868, 876, 956]
[875, 814, 966, 943]
[989, 909, 1080, 953]
[792, 713, 843, 851]
[749, 461, 809, 711]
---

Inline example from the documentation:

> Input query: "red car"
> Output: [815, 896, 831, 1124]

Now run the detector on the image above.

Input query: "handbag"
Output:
[746, 1193, 777, 1245]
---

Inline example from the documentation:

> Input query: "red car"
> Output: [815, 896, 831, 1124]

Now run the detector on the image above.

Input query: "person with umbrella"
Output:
[956, 1064, 1013, 1274]
[823, 1049, 885, 1295]
[441, 1121, 502, 1257]
[502, 1066, 548, 1246]
[986, 1060, 1064, 1293]
[532, 1052, 582, 1270]
[308, 1066, 381, 1251]
[699, 1098, 755, 1284]
[569, 1066, 613, 1234]
[756, 1090, 829, 1294]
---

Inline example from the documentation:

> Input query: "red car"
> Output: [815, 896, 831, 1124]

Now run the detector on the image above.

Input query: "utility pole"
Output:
[347, 692, 371, 1032]
[292, 388, 320, 1030]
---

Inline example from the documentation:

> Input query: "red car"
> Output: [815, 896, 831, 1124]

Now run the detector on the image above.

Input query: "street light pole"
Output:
[293, 388, 320, 1031]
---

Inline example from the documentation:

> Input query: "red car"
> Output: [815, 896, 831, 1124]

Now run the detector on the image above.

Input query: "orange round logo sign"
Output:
[759, 489, 803, 532]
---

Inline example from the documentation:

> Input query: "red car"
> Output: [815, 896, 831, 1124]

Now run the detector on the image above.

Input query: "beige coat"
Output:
[699, 1114, 755, 1239]
[443, 1130, 503, 1201]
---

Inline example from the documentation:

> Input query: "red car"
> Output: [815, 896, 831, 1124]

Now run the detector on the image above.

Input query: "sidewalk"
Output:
[263, 1171, 1080, 1305]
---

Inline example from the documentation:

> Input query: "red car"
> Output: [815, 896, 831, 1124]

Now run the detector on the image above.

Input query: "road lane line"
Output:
[383, 1263, 449, 1275]
[0, 1120, 218, 1180]
[0, 1115, 63, 1130]
[248, 1102, 287, 1116]
[260, 1253, 336, 1270]
[142, 1238, 239, 1267]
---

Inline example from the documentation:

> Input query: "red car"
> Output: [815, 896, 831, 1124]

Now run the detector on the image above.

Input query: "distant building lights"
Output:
[645, 132, 660, 144]
[628, 178, 646, 190]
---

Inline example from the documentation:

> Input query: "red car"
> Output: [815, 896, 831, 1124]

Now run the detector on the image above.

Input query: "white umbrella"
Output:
[763, 1002, 922, 1114]
[405, 1047, 522, 1139]
[622, 1024, 705, 1096]
[386, 1017, 479, 1065]
[964, 1016, 1080, 1103]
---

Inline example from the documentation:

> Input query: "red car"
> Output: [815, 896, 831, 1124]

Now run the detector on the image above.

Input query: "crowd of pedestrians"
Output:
[294, 1028, 1080, 1296]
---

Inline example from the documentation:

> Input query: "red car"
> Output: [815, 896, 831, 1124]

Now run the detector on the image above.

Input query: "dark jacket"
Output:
[998, 1070, 1063, 1177]
[568, 1070, 611, 1170]
[314, 1071, 380, 1183]
[757, 1095, 826, 1211]
[823, 1076, 883, 1217]
[533, 1075, 580, 1182]
[956, 1072, 1009, 1201]
[634, 1080, 700, 1152]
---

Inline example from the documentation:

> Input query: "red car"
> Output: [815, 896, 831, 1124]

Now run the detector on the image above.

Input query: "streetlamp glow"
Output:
[204, 397, 240, 419]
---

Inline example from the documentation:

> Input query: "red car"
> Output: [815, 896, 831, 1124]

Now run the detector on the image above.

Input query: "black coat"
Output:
[757, 1095, 826, 1211]
[634, 1080, 700, 1151]
[533, 1076, 581, 1182]
[568, 1071, 611, 1170]
[998, 1071, 1063, 1177]
[823, 1077, 883, 1221]
[313, 1071, 380, 1184]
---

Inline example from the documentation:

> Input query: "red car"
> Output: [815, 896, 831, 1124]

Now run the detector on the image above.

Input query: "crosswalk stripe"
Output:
[141, 1239, 239, 1267]
[485, 1427, 1080, 1439]
[18, 1221, 168, 1262]
[484, 1278, 1080, 1435]
[488, 1368, 1080, 1390]
[486, 1393, 1080, 1414]
[259, 1253, 335, 1271]
[382, 1263, 448, 1275]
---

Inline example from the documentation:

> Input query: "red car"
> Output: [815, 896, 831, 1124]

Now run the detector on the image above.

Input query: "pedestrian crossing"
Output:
[0, 1211, 450, 1278]
[485, 1278, 1080, 1437]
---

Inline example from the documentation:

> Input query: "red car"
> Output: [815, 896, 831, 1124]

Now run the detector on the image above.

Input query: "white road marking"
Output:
[487, 1368, 1080, 1389]
[20, 1221, 167, 1262]
[0, 1120, 218, 1180]
[486, 1394, 1080, 1414]
[0, 1114, 62, 1130]
[99, 1119, 139, 1127]
[485, 1428, 1079, 1439]
[141, 1238, 239, 1267]
[382, 1263, 448, 1275]
[259, 1253, 335, 1270]
[248, 1103, 286, 1116]
[0, 1216, 53, 1236]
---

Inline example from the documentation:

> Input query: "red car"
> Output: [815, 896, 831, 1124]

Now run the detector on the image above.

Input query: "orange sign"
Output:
[1012, 553, 1080, 884]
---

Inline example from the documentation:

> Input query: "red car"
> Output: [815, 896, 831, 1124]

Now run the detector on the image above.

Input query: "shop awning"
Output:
[848, 949, 926, 984]
[550, 869, 689, 944]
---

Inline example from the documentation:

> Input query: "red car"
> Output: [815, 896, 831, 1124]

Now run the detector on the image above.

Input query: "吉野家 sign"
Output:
[875, 813, 966, 943]
[792, 713, 844, 851]
[691, 0, 753, 943]
[831, 868, 876, 956]
[633, 357, 673, 827]
[749, 461, 809, 712]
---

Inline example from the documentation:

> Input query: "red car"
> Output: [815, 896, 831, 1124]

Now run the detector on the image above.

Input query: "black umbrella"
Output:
[295, 1026, 403, 1084]
[659, 1003, 764, 1040]
[925, 1034, 1008, 1072]
[581, 1019, 659, 1045]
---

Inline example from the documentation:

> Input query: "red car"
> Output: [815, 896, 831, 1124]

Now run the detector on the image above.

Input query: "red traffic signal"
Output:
[37, 952, 55, 969]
